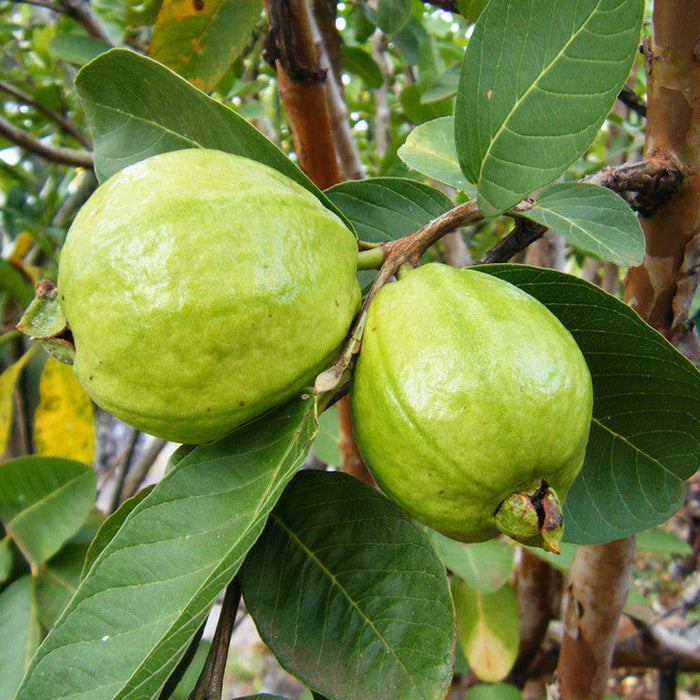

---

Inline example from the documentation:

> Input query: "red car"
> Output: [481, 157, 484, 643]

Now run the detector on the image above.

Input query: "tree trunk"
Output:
[558, 1, 700, 697]
[264, 0, 373, 483]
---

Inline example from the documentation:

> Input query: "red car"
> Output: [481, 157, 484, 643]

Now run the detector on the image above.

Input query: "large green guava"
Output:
[350, 263, 593, 552]
[57, 149, 361, 444]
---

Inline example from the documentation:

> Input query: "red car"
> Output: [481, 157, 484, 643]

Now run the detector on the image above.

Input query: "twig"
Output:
[57, 0, 114, 43]
[108, 429, 141, 514]
[0, 80, 91, 148]
[584, 155, 685, 217]
[618, 84, 647, 118]
[0, 115, 93, 168]
[189, 579, 241, 700]
[120, 438, 169, 501]
[477, 216, 547, 264]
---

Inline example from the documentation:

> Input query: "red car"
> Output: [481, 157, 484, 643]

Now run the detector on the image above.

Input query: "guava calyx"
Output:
[17, 279, 75, 365]
[493, 480, 564, 554]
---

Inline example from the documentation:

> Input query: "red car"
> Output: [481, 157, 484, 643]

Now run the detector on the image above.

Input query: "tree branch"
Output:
[618, 84, 648, 118]
[189, 579, 241, 700]
[0, 79, 91, 148]
[57, 0, 114, 43]
[0, 115, 93, 168]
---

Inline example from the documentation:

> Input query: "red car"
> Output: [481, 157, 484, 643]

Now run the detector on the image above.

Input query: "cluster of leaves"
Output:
[0, 0, 699, 699]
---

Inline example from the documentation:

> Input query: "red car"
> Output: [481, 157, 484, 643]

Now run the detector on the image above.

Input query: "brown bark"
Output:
[508, 550, 563, 688]
[264, 0, 373, 482]
[624, 0, 700, 364]
[264, 0, 340, 189]
[558, 538, 637, 699]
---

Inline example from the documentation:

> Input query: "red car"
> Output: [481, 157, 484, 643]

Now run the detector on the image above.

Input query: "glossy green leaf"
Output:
[126, 0, 163, 25]
[429, 531, 514, 593]
[35, 543, 87, 629]
[74, 49, 348, 227]
[149, 0, 263, 93]
[325, 177, 452, 243]
[15, 395, 317, 700]
[452, 578, 519, 683]
[398, 117, 476, 195]
[340, 46, 384, 89]
[479, 264, 700, 544]
[456, 0, 644, 216]
[0, 576, 41, 700]
[312, 404, 341, 466]
[81, 486, 154, 580]
[526, 182, 645, 266]
[0, 457, 96, 567]
[240, 470, 455, 700]
[464, 682, 523, 700]
[376, 0, 412, 34]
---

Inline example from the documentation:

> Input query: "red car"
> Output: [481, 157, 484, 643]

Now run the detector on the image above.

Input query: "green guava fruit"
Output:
[56, 149, 361, 444]
[350, 263, 593, 552]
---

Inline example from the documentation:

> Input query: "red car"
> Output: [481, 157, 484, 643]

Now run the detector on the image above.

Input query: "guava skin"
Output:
[58, 149, 361, 444]
[350, 263, 593, 544]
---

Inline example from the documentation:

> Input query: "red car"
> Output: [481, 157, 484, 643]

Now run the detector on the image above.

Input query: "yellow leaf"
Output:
[0, 344, 38, 455]
[453, 577, 520, 683]
[33, 357, 95, 464]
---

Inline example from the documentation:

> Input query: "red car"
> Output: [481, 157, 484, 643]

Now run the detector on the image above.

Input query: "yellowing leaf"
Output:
[452, 577, 519, 683]
[33, 357, 94, 464]
[0, 345, 38, 455]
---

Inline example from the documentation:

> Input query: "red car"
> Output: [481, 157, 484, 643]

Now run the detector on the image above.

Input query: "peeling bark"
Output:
[557, 538, 637, 699]
[624, 1, 700, 365]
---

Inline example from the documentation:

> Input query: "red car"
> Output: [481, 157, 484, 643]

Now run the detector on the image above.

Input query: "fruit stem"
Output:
[356, 246, 385, 270]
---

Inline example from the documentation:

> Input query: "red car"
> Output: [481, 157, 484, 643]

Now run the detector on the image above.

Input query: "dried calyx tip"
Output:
[493, 479, 563, 554]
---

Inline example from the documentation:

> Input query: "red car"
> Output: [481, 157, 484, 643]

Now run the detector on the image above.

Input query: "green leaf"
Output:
[312, 404, 341, 466]
[452, 578, 519, 683]
[149, 0, 263, 93]
[0, 576, 41, 700]
[35, 543, 87, 629]
[325, 177, 452, 244]
[623, 583, 654, 624]
[524, 542, 576, 573]
[635, 528, 692, 554]
[15, 395, 317, 700]
[81, 486, 154, 580]
[340, 46, 384, 89]
[478, 264, 700, 544]
[0, 457, 96, 567]
[0, 258, 33, 306]
[455, 0, 644, 216]
[47, 34, 112, 66]
[526, 182, 645, 266]
[376, 0, 412, 34]
[74, 49, 348, 227]
[454, 0, 489, 23]
[421, 63, 461, 104]
[428, 531, 514, 593]
[464, 682, 523, 700]
[126, 0, 163, 25]
[0, 537, 12, 582]
[240, 470, 455, 700]
[398, 117, 476, 195]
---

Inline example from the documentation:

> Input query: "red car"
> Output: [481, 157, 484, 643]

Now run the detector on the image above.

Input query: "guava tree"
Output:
[0, 0, 699, 699]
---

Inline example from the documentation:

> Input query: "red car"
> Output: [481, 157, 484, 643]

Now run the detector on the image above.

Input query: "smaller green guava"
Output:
[350, 263, 593, 552]
[50, 149, 361, 444]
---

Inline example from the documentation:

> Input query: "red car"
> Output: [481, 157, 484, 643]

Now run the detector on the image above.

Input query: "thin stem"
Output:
[189, 579, 241, 700]
[356, 246, 385, 270]
[108, 429, 141, 513]
[0, 80, 91, 148]
[0, 115, 93, 168]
